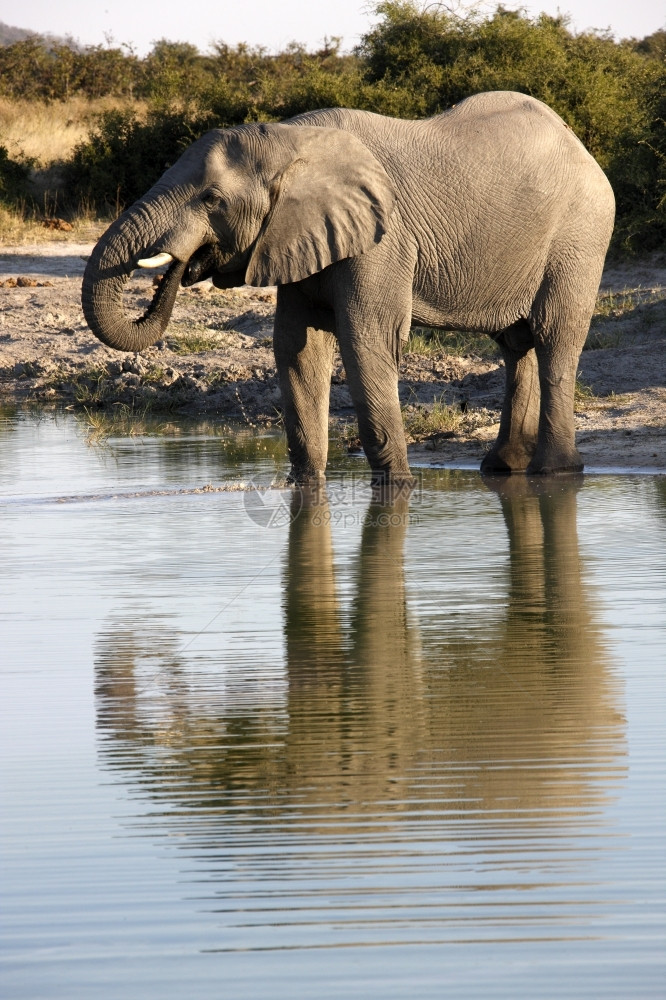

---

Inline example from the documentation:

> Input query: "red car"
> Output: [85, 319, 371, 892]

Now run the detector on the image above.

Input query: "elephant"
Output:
[81, 91, 615, 482]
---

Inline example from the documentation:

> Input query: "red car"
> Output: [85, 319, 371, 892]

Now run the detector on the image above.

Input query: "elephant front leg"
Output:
[336, 325, 414, 486]
[274, 286, 336, 483]
[481, 324, 540, 475]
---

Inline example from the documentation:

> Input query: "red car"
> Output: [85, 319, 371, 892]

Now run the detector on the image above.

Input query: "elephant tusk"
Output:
[136, 252, 174, 269]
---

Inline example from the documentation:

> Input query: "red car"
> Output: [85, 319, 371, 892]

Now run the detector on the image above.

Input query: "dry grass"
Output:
[402, 398, 464, 439]
[0, 96, 145, 167]
[80, 403, 166, 442]
[334, 398, 496, 453]
[0, 204, 105, 243]
[166, 327, 242, 354]
[572, 378, 630, 413]
[0, 96, 143, 243]
[406, 327, 499, 358]
[586, 283, 666, 348]
[574, 377, 596, 410]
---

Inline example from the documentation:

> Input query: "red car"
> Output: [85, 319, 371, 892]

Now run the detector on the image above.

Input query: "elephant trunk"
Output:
[81, 202, 187, 353]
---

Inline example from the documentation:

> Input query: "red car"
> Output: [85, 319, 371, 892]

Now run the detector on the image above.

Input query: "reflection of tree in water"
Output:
[95, 477, 625, 831]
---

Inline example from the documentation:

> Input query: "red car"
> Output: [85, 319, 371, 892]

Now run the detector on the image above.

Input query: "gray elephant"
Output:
[81, 91, 615, 482]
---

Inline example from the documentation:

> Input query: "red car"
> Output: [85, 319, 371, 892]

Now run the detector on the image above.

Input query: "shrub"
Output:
[3, 5, 664, 248]
[62, 106, 220, 212]
[0, 144, 34, 206]
[358, 2, 666, 250]
[606, 68, 666, 250]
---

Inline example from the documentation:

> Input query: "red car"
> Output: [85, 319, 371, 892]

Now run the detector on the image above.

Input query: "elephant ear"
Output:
[245, 127, 396, 286]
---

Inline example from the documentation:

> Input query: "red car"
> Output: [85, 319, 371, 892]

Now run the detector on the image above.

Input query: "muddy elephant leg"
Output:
[274, 284, 336, 483]
[481, 321, 540, 475]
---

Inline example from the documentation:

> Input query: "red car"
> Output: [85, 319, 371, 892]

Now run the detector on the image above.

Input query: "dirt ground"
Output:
[0, 238, 664, 472]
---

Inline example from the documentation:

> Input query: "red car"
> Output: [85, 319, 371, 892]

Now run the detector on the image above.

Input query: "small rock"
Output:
[43, 312, 69, 325]
[122, 357, 146, 375]
[42, 218, 73, 232]
[115, 372, 141, 387]
[176, 374, 203, 390]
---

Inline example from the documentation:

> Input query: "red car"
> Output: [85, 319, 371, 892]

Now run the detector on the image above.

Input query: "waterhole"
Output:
[1, 410, 664, 998]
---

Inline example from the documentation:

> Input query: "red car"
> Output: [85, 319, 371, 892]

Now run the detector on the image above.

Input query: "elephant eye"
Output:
[202, 191, 223, 211]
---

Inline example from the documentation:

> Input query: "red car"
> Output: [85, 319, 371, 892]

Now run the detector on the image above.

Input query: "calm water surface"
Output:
[1, 411, 665, 998]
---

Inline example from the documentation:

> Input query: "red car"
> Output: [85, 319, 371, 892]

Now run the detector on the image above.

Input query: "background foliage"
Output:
[1, 3, 664, 249]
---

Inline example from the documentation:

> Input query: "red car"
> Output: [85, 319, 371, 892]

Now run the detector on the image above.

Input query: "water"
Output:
[1, 410, 665, 999]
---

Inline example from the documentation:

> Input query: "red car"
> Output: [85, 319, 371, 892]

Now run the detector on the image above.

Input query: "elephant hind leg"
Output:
[527, 268, 599, 475]
[527, 335, 586, 475]
[481, 320, 540, 475]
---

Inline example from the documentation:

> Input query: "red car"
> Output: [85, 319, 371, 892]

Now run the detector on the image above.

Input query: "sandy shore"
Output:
[1, 240, 664, 472]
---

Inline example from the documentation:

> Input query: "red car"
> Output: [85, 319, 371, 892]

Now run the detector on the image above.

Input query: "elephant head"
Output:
[81, 124, 396, 353]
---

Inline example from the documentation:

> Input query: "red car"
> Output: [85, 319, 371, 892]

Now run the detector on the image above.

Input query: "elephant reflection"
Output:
[280, 485, 425, 802]
[430, 476, 626, 816]
[95, 477, 624, 826]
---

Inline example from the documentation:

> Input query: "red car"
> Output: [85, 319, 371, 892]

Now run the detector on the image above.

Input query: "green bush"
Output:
[358, 3, 666, 249]
[606, 69, 666, 250]
[63, 105, 237, 211]
[64, 79, 269, 211]
[0, 144, 35, 206]
[0, 38, 139, 100]
[4, 5, 664, 249]
[64, 108, 179, 212]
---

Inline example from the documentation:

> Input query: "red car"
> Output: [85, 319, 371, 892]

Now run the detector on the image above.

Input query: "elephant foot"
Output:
[287, 465, 327, 485]
[527, 461, 584, 476]
[527, 445, 584, 476]
[480, 442, 534, 476]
